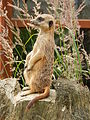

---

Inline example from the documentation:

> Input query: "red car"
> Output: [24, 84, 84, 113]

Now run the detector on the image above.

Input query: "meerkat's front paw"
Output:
[24, 61, 27, 69]
[27, 64, 33, 71]
[24, 65, 27, 69]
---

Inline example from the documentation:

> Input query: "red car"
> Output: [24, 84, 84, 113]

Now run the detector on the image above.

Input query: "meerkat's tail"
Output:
[25, 86, 50, 111]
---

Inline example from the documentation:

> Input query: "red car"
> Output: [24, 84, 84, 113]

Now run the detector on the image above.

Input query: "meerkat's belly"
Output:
[24, 57, 52, 91]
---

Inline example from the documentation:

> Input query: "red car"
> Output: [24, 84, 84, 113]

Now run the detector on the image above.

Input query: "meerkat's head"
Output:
[30, 14, 55, 31]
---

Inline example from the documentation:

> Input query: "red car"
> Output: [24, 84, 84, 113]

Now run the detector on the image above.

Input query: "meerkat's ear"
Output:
[49, 20, 53, 28]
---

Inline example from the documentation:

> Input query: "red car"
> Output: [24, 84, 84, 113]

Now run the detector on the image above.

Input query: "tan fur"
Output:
[23, 14, 55, 110]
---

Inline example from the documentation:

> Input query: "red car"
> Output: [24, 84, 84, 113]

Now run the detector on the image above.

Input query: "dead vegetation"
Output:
[0, 0, 90, 88]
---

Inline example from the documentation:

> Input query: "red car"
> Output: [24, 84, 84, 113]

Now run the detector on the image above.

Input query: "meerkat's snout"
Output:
[30, 19, 40, 26]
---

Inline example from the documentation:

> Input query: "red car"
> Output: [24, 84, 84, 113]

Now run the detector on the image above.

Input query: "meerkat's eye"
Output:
[37, 17, 45, 22]
[49, 20, 53, 28]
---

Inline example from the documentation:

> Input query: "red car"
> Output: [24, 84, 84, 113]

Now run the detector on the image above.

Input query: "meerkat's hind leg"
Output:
[22, 86, 30, 91]
[21, 90, 31, 97]
[20, 89, 36, 97]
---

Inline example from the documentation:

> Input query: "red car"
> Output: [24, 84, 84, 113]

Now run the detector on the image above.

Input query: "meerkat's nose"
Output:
[30, 20, 35, 24]
[30, 19, 39, 26]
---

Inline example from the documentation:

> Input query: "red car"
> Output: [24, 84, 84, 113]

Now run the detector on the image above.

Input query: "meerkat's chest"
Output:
[33, 37, 47, 51]
[32, 34, 54, 58]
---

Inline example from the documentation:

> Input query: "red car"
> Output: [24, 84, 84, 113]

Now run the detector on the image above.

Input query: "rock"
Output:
[0, 78, 90, 120]
[54, 78, 90, 120]
[0, 78, 20, 120]
[8, 89, 57, 120]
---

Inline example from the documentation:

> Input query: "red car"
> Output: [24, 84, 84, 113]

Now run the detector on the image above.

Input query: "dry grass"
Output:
[0, 0, 90, 84]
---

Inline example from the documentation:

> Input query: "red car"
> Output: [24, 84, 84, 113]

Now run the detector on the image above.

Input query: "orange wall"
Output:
[0, 0, 12, 79]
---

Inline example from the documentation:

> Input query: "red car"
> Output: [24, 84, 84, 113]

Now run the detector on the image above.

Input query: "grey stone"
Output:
[0, 78, 90, 120]
[0, 78, 20, 120]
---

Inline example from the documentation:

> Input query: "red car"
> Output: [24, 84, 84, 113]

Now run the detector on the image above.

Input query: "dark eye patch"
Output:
[37, 17, 45, 22]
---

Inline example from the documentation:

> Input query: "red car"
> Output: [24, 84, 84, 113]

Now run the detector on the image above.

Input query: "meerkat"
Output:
[22, 14, 55, 111]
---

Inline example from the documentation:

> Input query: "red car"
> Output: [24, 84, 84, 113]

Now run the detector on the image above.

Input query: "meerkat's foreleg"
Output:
[27, 49, 44, 70]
